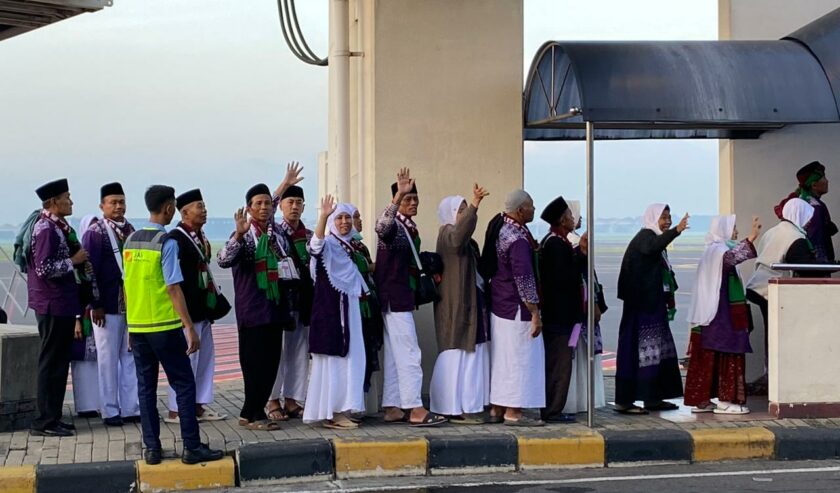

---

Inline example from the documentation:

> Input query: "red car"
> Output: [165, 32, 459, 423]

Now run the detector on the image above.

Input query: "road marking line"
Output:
[303, 466, 840, 493]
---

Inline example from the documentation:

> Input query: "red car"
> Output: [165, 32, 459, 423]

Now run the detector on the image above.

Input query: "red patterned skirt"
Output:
[684, 332, 746, 406]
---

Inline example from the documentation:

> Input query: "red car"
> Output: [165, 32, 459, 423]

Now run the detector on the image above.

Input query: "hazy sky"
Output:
[0, 0, 718, 225]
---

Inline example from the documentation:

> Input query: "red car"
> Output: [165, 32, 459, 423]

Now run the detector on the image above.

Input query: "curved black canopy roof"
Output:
[524, 7, 840, 140]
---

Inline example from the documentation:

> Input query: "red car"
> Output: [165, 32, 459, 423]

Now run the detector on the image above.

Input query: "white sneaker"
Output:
[691, 403, 716, 413]
[713, 402, 750, 415]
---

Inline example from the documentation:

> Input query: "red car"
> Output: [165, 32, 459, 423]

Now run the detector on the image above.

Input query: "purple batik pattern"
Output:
[638, 317, 678, 369]
[497, 223, 539, 305]
[31, 219, 74, 280]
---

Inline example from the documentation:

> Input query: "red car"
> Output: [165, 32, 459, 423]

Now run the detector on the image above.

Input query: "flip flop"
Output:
[614, 405, 649, 415]
[384, 412, 410, 424]
[409, 412, 447, 427]
[197, 409, 227, 422]
[265, 407, 288, 422]
[486, 414, 504, 424]
[645, 402, 679, 411]
[504, 416, 545, 427]
[285, 406, 305, 419]
[323, 419, 359, 430]
[449, 415, 484, 425]
[245, 419, 281, 431]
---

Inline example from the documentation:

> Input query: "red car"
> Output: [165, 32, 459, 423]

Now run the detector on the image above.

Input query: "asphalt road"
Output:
[225, 460, 840, 493]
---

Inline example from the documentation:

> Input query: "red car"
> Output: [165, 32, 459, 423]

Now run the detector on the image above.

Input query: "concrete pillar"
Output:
[325, 0, 524, 403]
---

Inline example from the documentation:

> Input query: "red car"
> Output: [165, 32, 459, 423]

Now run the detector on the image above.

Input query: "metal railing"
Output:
[770, 263, 840, 272]
[0, 245, 29, 321]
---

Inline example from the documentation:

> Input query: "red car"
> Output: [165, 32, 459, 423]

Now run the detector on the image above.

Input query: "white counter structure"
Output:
[769, 278, 840, 418]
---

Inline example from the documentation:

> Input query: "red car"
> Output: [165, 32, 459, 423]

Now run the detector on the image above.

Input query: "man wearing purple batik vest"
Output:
[481, 189, 546, 427]
[374, 167, 446, 427]
[28, 178, 88, 437]
[83, 182, 141, 427]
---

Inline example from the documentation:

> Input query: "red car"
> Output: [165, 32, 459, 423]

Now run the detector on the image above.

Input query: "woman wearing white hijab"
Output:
[746, 198, 826, 391]
[684, 215, 761, 414]
[429, 184, 490, 424]
[566, 200, 582, 247]
[71, 214, 102, 418]
[614, 203, 689, 414]
[303, 196, 368, 429]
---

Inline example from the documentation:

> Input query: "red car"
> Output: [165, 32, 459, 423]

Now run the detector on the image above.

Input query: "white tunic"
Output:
[302, 236, 366, 422]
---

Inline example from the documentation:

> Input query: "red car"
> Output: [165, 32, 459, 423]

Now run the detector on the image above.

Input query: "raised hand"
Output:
[748, 215, 762, 242]
[233, 207, 250, 238]
[320, 194, 337, 218]
[283, 161, 304, 187]
[471, 183, 490, 208]
[676, 213, 690, 233]
[396, 167, 415, 196]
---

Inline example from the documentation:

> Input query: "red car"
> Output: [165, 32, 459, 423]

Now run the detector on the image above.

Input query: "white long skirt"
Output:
[303, 298, 366, 423]
[562, 342, 606, 414]
[429, 342, 490, 415]
[489, 311, 546, 409]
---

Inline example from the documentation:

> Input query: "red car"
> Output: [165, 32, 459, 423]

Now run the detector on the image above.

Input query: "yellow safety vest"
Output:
[123, 228, 182, 333]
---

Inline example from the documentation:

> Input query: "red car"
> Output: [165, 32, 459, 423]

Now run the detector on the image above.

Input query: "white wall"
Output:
[719, 0, 840, 382]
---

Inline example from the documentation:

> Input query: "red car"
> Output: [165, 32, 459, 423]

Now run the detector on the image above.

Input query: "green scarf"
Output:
[408, 236, 421, 291]
[254, 232, 281, 303]
[662, 266, 678, 321]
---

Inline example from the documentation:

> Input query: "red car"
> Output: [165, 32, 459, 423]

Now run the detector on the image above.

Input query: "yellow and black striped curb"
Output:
[4, 426, 840, 492]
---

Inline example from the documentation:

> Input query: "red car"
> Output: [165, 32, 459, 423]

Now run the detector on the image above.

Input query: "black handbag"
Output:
[209, 292, 232, 322]
[407, 246, 441, 307]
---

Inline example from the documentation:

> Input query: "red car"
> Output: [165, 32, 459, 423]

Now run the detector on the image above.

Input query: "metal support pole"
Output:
[585, 121, 596, 428]
[328, 0, 350, 200]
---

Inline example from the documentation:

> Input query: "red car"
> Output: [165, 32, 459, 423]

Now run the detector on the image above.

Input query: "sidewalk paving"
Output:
[2, 373, 835, 468]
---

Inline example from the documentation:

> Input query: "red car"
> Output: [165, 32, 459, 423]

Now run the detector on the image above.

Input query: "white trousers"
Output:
[489, 311, 546, 409]
[563, 344, 606, 414]
[429, 343, 490, 415]
[382, 310, 423, 409]
[270, 316, 310, 404]
[168, 320, 215, 410]
[93, 313, 139, 418]
[71, 360, 100, 414]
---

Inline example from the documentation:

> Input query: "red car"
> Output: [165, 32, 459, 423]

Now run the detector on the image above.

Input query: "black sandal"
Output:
[285, 406, 304, 419]
[614, 405, 649, 415]
[409, 412, 447, 427]
[384, 411, 410, 424]
[645, 401, 679, 411]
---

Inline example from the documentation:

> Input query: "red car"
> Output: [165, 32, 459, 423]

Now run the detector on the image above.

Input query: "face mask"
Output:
[725, 239, 738, 249]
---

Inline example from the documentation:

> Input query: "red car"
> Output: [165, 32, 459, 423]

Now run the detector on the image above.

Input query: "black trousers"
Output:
[33, 314, 75, 431]
[131, 329, 200, 451]
[746, 289, 769, 366]
[542, 331, 574, 419]
[238, 325, 283, 422]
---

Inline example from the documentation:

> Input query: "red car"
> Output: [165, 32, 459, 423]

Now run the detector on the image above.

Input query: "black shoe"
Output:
[56, 421, 76, 431]
[103, 416, 124, 427]
[122, 415, 142, 424]
[30, 427, 73, 437]
[182, 444, 224, 465]
[144, 448, 162, 465]
[77, 411, 99, 419]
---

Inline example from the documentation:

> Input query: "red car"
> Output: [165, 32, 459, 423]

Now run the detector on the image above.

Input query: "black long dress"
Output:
[615, 228, 684, 406]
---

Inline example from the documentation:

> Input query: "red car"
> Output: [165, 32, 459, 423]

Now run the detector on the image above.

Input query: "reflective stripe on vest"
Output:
[123, 228, 182, 333]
